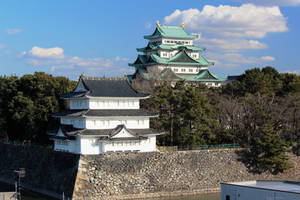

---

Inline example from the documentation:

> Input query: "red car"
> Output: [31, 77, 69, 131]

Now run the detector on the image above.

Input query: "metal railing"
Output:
[178, 143, 240, 151]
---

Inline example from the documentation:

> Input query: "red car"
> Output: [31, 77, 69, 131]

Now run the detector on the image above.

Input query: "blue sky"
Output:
[0, 0, 299, 80]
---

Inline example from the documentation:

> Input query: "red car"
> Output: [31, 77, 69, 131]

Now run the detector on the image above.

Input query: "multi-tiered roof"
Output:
[128, 22, 225, 85]
[48, 76, 163, 154]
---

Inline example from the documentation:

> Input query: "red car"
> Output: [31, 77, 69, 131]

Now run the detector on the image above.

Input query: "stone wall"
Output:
[74, 150, 300, 200]
[1, 143, 300, 200]
[0, 143, 79, 198]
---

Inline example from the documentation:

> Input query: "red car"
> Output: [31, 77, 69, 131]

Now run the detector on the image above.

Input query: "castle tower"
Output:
[128, 22, 225, 87]
[48, 76, 163, 154]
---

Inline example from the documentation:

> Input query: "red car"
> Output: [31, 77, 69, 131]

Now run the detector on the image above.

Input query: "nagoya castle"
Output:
[128, 21, 225, 87]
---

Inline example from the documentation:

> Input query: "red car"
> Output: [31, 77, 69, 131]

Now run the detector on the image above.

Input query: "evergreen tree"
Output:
[248, 120, 291, 174]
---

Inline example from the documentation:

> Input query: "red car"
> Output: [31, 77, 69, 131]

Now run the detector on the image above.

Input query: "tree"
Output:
[177, 84, 219, 146]
[142, 81, 179, 145]
[247, 120, 291, 174]
[222, 66, 283, 96]
[0, 72, 76, 143]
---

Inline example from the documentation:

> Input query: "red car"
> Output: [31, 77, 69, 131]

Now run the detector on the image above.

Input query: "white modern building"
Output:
[48, 76, 163, 155]
[221, 180, 300, 200]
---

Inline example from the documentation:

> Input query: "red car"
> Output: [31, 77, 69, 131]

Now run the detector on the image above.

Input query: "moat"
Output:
[1, 181, 219, 200]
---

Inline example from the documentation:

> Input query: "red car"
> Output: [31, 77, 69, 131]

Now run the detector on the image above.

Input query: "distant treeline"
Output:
[142, 66, 300, 174]
[0, 72, 76, 143]
[0, 67, 299, 174]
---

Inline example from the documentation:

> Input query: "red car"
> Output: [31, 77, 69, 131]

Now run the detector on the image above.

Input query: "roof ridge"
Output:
[82, 76, 126, 80]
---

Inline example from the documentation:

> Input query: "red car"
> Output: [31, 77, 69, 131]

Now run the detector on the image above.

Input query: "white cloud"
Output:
[284, 69, 300, 74]
[23, 46, 65, 59]
[6, 29, 23, 35]
[20, 46, 130, 77]
[207, 52, 277, 70]
[208, 52, 261, 68]
[198, 37, 267, 50]
[164, 4, 287, 39]
[261, 56, 275, 61]
[164, 4, 288, 71]
[236, 0, 300, 6]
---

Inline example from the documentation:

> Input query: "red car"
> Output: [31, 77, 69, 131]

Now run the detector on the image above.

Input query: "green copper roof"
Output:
[144, 26, 198, 39]
[177, 69, 226, 82]
[152, 50, 214, 66]
[135, 68, 225, 82]
[137, 43, 206, 52]
[129, 50, 214, 67]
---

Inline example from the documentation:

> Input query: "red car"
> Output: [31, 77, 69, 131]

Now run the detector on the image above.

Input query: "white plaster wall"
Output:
[85, 118, 150, 129]
[159, 51, 169, 58]
[54, 139, 77, 153]
[103, 136, 156, 153]
[89, 99, 140, 109]
[54, 135, 157, 155]
[156, 65, 208, 74]
[205, 82, 221, 88]
[70, 99, 89, 109]
[79, 137, 103, 155]
[162, 38, 193, 45]
[190, 52, 199, 59]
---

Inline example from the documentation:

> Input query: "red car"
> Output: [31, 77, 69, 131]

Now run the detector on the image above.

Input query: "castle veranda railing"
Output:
[178, 143, 240, 151]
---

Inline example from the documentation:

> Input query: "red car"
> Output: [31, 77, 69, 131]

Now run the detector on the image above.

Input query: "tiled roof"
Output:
[129, 50, 214, 67]
[61, 77, 149, 98]
[52, 109, 158, 117]
[177, 69, 226, 82]
[48, 124, 164, 140]
[137, 43, 206, 52]
[144, 26, 198, 39]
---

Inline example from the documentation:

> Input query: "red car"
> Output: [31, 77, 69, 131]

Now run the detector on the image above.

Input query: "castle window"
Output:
[189, 69, 193, 72]
[181, 68, 186, 72]
[174, 68, 178, 72]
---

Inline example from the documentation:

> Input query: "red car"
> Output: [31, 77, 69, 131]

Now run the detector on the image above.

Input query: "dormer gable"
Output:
[74, 77, 88, 92]
[111, 125, 135, 138]
[56, 127, 66, 137]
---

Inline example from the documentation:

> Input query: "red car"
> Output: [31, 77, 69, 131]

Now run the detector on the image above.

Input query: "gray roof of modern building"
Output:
[226, 75, 240, 81]
[52, 109, 158, 117]
[222, 180, 300, 194]
[61, 76, 149, 98]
